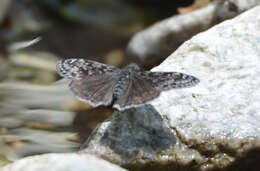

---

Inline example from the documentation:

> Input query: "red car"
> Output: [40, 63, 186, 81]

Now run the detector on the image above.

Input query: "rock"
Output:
[127, 0, 260, 67]
[81, 6, 260, 171]
[81, 105, 176, 166]
[0, 154, 11, 169]
[2, 153, 126, 171]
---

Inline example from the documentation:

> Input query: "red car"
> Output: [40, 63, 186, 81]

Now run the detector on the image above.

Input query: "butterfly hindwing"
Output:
[137, 71, 200, 91]
[69, 74, 118, 106]
[113, 74, 160, 110]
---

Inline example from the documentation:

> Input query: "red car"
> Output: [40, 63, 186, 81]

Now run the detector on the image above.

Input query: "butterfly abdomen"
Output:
[113, 71, 130, 101]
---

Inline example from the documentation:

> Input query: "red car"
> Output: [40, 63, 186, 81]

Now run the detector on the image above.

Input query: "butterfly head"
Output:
[124, 63, 140, 71]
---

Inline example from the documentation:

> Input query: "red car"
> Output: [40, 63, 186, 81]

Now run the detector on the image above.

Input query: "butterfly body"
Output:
[56, 59, 199, 111]
[113, 63, 141, 101]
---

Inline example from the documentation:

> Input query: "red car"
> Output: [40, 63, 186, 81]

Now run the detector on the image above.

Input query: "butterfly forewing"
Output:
[56, 59, 119, 79]
[57, 58, 119, 107]
[137, 71, 200, 91]
[113, 74, 160, 110]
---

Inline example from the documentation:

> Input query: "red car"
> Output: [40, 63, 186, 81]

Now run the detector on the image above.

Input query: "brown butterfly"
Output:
[57, 58, 199, 110]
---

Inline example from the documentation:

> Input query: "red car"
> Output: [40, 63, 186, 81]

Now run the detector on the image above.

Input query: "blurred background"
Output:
[0, 0, 202, 166]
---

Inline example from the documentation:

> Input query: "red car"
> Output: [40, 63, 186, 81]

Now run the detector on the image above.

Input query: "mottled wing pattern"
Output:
[69, 74, 117, 106]
[113, 74, 160, 110]
[137, 71, 200, 90]
[56, 58, 119, 80]
[56, 58, 119, 107]
[57, 59, 200, 110]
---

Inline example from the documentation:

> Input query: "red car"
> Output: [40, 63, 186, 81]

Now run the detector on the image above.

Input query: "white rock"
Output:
[82, 6, 260, 170]
[2, 153, 127, 171]
[150, 5, 260, 169]
[127, 0, 260, 67]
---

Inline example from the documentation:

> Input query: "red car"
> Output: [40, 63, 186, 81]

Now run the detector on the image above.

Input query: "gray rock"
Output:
[2, 153, 127, 171]
[81, 105, 176, 164]
[81, 5, 260, 171]
[127, 0, 260, 67]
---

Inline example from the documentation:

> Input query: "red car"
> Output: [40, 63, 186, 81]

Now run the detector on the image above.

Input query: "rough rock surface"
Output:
[127, 0, 260, 67]
[2, 153, 126, 171]
[82, 6, 260, 171]
[81, 105, 176, 167]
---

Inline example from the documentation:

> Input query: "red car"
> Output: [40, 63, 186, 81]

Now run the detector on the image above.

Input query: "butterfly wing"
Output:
[56, 58, 120, 107]
[113, 74, 160, 110]
[56, 58, 119, 79]
[69, 74, 118, 106]
[137, 71, 200, 90]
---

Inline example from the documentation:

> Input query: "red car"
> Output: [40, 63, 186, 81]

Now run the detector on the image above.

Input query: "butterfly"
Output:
[56, 58, 199, 111]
